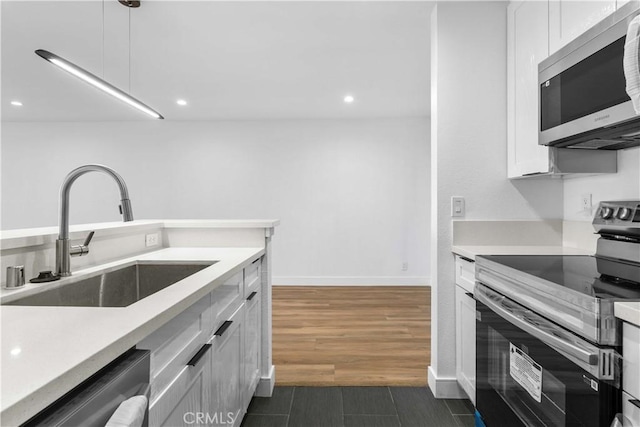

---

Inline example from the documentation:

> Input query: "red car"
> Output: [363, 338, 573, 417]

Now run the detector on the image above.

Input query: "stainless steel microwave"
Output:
[539, 2, 640, 149]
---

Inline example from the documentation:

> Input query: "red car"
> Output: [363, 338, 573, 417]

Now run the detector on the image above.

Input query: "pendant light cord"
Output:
[128, 6, 131, 93]
[102, 0, 105, 78]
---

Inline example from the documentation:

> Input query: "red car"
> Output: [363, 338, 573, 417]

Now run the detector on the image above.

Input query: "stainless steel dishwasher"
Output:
[22, 349, 150, 427]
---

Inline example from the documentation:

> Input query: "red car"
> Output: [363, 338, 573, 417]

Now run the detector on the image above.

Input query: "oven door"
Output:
[475, 283, 621, 427]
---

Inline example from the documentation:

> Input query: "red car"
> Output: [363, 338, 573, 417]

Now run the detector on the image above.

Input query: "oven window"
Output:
[487, 327, 567, 427]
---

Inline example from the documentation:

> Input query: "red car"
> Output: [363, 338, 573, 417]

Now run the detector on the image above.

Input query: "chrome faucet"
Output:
[56, 164, 134, 277]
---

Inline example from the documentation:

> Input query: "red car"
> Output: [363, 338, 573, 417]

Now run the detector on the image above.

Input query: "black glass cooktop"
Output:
[480, 255, 640, 300]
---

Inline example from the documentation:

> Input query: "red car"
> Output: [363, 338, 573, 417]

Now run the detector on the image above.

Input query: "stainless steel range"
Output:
[474, 201, 640, 427]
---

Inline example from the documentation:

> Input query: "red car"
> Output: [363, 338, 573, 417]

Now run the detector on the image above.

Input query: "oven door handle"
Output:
[476, 285, 598, 366]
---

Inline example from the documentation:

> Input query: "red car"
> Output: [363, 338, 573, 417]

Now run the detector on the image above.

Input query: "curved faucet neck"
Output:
[58, 164, 134, 240]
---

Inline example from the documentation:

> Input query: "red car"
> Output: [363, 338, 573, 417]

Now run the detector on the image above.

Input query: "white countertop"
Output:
[451, 245, 593, 260]
[0, 219, 280, 250]
[0, 246, 264, 426]
[615, 301, 640, 328]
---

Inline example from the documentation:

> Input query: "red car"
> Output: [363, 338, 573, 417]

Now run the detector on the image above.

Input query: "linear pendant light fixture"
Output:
[35, 49, 163, 119]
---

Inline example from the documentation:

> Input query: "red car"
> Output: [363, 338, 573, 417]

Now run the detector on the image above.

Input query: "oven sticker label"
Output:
[509, 343, 542, 403]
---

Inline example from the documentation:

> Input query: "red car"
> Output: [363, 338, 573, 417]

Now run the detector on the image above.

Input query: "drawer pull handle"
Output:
[630, 399, 640, 409]
[252, 258, 260, 264]
[247, 291, 257, 301]
[215, 320, 233, 337]
[459, 256, 475, 263]
[187, 344, 211, 367]
[465, 292, 474, 299]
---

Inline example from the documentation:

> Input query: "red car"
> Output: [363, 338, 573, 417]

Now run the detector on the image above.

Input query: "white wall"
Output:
[563, 147, 640, 221]
[1, 118, 430, 285]
[430, 1, 564, 397]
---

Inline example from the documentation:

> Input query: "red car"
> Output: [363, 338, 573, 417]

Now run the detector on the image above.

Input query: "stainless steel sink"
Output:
[5, 262, 215, 307]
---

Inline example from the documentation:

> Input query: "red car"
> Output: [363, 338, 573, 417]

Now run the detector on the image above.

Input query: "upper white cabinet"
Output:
[507, 1, 550, 178]
[507, 0, 622, 178]
[549, 1, 617, 54]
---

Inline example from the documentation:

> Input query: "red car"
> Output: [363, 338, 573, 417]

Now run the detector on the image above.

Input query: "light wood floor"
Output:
[272, 286, 430, 386]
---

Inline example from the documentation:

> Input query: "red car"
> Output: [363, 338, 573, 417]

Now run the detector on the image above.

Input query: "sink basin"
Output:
[5, 262, 215, 307]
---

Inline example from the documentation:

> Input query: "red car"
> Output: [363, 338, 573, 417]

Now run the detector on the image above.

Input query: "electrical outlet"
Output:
[451, 197, 465, 217]
[581, 193, 592, 213]
[402, 262, 408, 271]
[145, 233, 159, 247]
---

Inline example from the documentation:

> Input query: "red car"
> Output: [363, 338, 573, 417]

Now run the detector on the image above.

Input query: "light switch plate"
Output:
[451, 197, 465, 218]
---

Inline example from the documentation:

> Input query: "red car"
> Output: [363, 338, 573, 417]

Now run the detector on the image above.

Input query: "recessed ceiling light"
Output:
[10, 347, 21, 356]
[344, 95, 355, 104]
[10, 101, 23, 107]
[176, 99, 187, 106]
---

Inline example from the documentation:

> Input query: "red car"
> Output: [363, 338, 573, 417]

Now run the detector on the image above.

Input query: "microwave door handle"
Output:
[476, 286, 598, 367]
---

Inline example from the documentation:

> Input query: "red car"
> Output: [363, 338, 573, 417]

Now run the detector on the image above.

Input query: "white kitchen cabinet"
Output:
[454, 256, 476, 404]
[150, 343, 213, 427]
[244, 258, 262, 297]
[211, 271, 244, 333]
[138, 293, 212, 404]
[549, 1, 616, 55]
[210, 304, 245, 427]
[138, 255, 266, 427]
[243, 289, 261, 409]
[507, 1, 551, 178]
[622, 322, 640, 425]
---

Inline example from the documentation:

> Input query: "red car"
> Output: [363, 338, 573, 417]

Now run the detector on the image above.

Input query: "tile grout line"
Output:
[387, 386, 402, 426]
[339, 386, 344, 427]
[286, 387, 296, 427]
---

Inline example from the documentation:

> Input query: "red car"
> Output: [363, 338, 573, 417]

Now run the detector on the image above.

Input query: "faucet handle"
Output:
[70, 231, 94, 257]
[83, 231, 95, 247]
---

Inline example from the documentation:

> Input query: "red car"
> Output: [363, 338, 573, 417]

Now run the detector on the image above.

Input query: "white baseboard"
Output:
[273, 276, 429, 286]
[255, 365, 275, 397]
[428, 366, 468, 399]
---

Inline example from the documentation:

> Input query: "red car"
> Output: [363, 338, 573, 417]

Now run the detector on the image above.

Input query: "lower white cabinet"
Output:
[150, 343, 213, 427]
[455, 285, 476, 404]
[210, 305, 245, 427]
[243, 289, 261, 409]
[622, 322, 640, 426]
[142, 256, 266, 427]
[454, 255, 476, 404]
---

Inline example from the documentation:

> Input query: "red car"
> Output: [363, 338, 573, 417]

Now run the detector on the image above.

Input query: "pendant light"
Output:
[35, 0, 163, 119]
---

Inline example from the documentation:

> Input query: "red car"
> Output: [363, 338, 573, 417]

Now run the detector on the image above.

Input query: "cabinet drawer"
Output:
[211, 271, 243, 331]
[455, 255, 475, 294]
[137, 293, 211, 403]
[623, 322, 640, 399]
[211, 304, 245, 426]
[623, 391, 640, 427]
[244, 258, 262, 296]
[149, 342, 212, 427]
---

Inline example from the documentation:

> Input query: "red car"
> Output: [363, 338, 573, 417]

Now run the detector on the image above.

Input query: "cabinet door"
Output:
[150, 343, 212, 427]
[138, 293, 212, 404]
[549, 1, 616, 54]
[507, 1, 551, 178]
[211, 271, 243, 332]
[243, 290, 261, 409]
[455, 285, 476, 404]
[211, 305, 245, 427]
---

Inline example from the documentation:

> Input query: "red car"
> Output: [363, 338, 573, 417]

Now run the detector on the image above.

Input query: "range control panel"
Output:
[594, 201, 640, 223]
[593, 201, 640, 238]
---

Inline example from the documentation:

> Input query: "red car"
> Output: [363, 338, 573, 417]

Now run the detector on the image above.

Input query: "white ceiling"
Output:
[1, 1, 432, 122]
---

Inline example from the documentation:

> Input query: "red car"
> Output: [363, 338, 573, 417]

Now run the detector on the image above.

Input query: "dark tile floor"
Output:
[241, 387, 475, 427]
